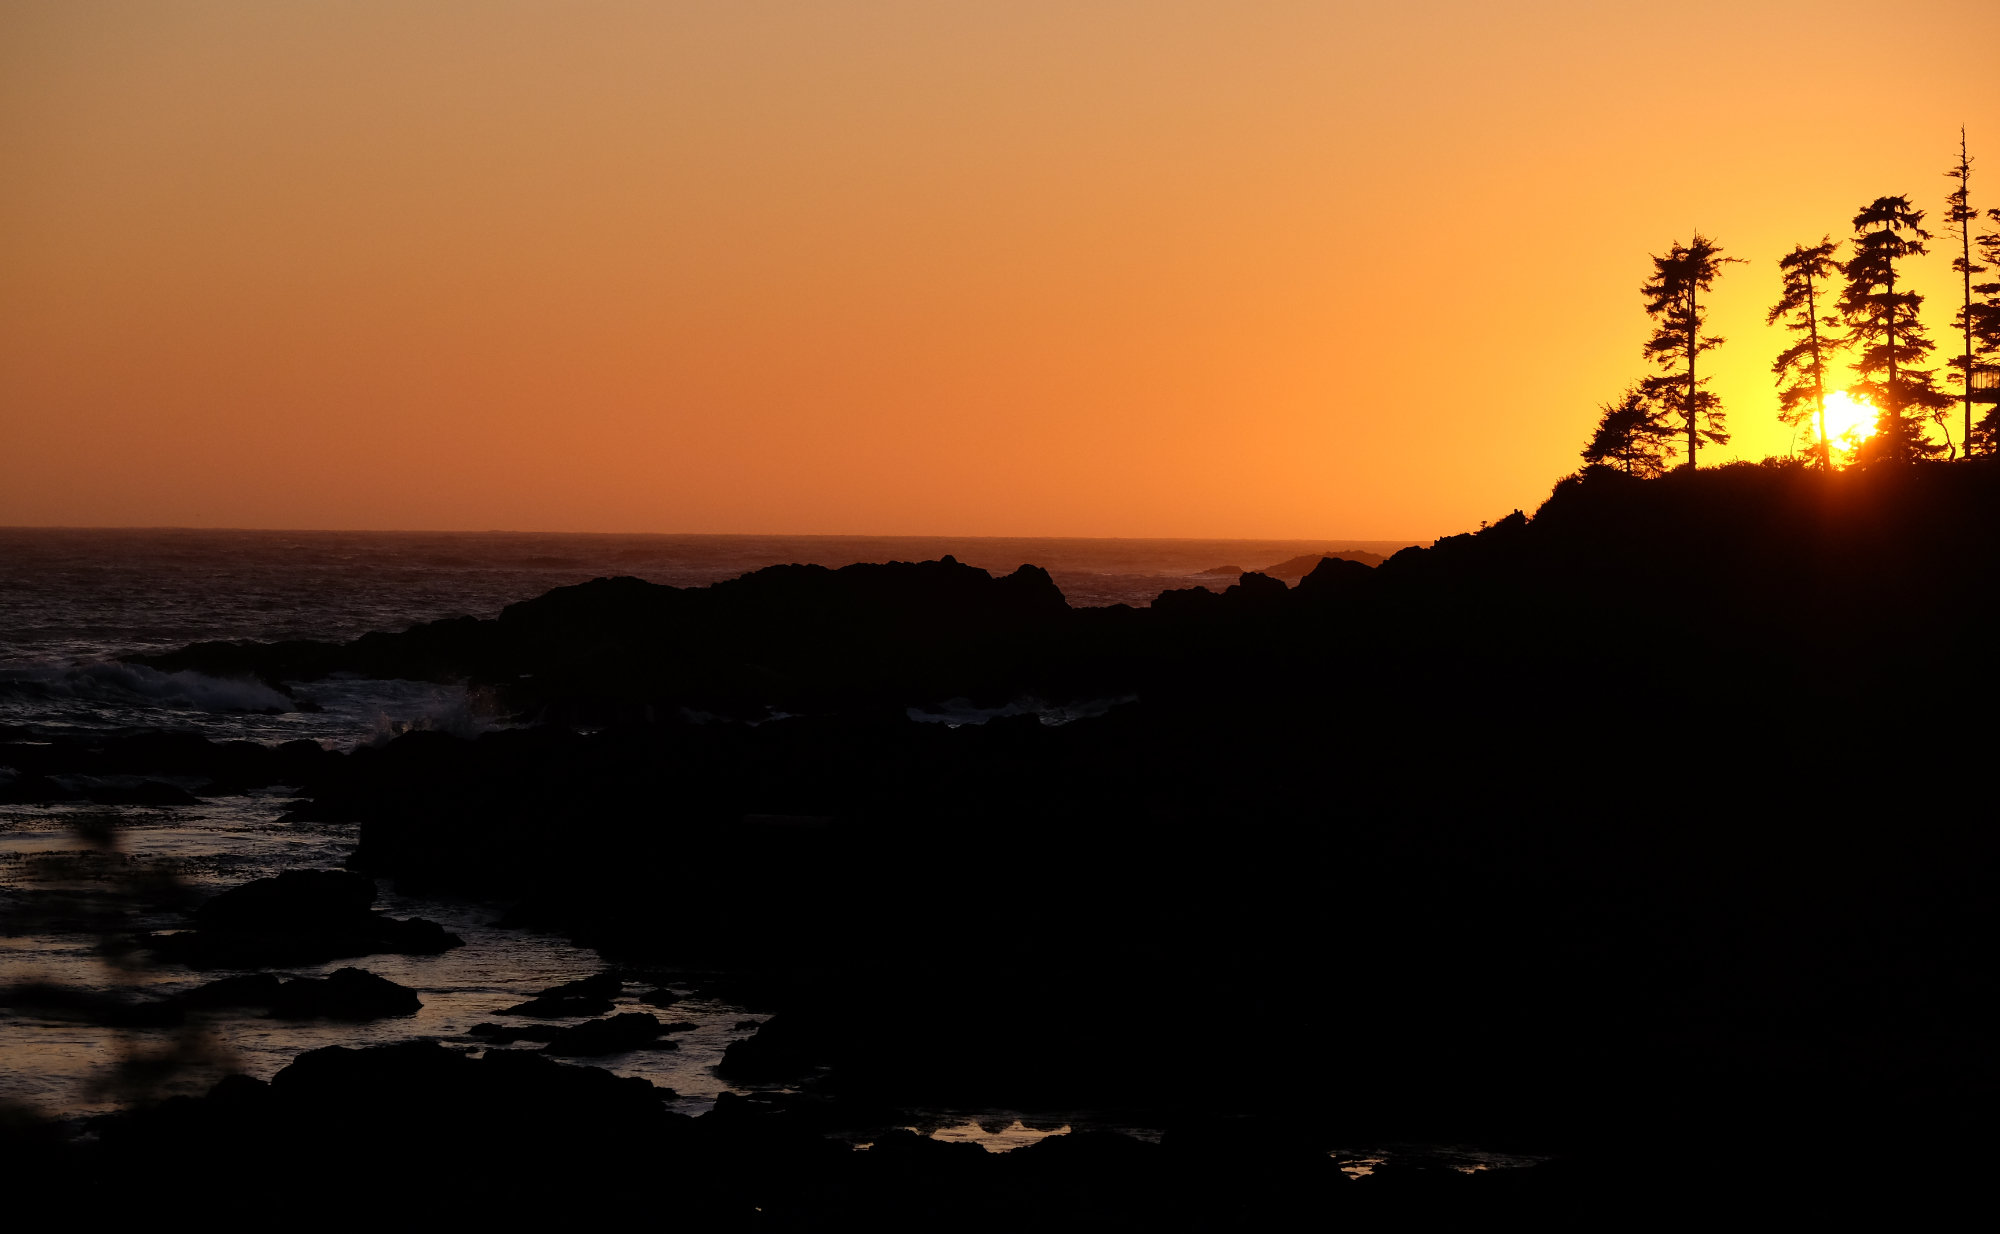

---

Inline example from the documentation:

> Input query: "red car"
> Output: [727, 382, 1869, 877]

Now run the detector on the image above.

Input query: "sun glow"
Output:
[1810, 390, 1878, 462]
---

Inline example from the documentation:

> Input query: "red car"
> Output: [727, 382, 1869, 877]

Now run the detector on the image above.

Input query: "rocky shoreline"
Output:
[6, 462, 1999, 1219]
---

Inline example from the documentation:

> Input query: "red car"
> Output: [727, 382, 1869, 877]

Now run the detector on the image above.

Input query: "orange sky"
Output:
[3, 1, 1996, 539]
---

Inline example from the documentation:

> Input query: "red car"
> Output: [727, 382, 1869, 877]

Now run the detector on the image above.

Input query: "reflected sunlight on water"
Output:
[0, 796, 759, 1121]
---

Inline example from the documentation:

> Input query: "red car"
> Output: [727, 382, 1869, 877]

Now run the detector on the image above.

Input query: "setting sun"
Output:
[1812, 390, 1879, 459]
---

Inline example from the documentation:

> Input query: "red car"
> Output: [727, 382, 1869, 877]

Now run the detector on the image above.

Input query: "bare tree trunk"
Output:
[1808, 271, 1829, 470]
[1886, 266, 1900, 456]
[1961, 131, 1975, 458]
[1686, 285, 1698, 468]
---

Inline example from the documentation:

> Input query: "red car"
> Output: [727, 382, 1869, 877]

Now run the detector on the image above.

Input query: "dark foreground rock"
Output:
[141, 870, 462, 968]
[498, 971, 623, 1017]
[718, 1014, 819, 1083]
[12, 1042, 1977, 1226]
[37, 465, 2000, 1217]
[182, 967, 419, 1019]
[542, 1011, 668, 1056]
[268, 967, 421, 1019]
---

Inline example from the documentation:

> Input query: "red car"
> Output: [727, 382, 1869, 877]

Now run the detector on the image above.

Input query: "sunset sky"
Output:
[3, 1, 1996, 539]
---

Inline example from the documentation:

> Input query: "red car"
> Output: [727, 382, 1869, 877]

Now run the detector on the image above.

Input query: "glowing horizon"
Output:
[2, 2, 1994, 540]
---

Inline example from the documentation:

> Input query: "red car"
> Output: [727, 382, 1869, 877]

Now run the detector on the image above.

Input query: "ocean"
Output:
[0, 526, 1418, 1142]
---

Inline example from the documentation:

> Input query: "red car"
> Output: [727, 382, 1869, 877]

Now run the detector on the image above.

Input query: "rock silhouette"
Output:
[32, 462, 2000, 1217]
[247, 967, 421, 1020]
[142, 870, 462, 968]
[542, 1011, 669, 1056]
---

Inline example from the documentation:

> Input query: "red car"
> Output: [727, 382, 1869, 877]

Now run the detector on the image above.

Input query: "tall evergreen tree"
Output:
[1944, 132, 1981, 455]
[1838, 195, 1953, 461]
[1581, 387, 1675, 477]
[1639, 234, 1740, 468]
[1971, 208, 2000, 452]
[1768, 238, 1845, 469]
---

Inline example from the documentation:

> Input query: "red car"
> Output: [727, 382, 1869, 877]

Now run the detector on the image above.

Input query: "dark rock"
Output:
[1294, 555, 1376, 598]
[1149, 584, 1219, 614]
[1222, 571, 1288, 601]
[865, 1126, 988, 1163]
[267, 967, 420, 1020]
[204, 1072, 272, 1108]
[1351, 1160, 1477, 1188]
[225, 466, 2000, 1163]
[0, 773, 84, 804]
[497, 971, 623, 1016]
[194, 869, 376, 931]
[717, 1015, 817, 1083]
[543, 1012, 667, 1056]
[499, 994, 616, 1018]
[1259, 550, 1385, 579]
[136, 555, 1074, 726]
[1012, 1129, 1160, 1168]
[540, 971, 623, 1000]
[144, 869, 462, 968]
[637, 988, 682, 1008]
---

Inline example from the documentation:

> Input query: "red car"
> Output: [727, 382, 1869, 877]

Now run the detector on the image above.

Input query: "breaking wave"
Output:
[0, 663, 295, 714]
[357, 682, 502, 745]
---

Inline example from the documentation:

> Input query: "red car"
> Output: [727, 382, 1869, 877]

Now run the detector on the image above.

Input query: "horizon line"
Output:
[0, 523, 1431, 546]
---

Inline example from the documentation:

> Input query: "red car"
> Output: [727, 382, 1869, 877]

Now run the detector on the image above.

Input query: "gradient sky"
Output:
[3, 1, 1996, 539]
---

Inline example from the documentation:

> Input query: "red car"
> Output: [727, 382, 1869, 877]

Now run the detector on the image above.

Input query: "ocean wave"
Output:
[325, 680, 506, 746]
[0, 663, 295, 714]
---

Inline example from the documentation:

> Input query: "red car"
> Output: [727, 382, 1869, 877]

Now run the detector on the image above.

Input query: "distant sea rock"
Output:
[1256, 550, 1386, 579]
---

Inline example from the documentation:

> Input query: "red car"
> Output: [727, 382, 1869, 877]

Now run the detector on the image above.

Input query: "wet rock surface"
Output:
[140, 870, 463, 968]
[175, 968, 420, 1019]
[497, 971, 624, 1017]
[265, 967, 422, 1020]
[542, 1011, 669, 1056]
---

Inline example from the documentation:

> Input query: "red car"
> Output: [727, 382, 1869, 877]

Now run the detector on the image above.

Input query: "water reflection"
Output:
[0, 795, 758, 1120]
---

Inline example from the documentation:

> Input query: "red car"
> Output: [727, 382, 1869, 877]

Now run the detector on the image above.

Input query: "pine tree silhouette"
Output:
[1944, 132, 1982, 456]
[1581, 387, 1675, 477]
[1639, 235, 1740, 469]
[1770, 239, 1846, 469]
[1839, 196, 1953, 462]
